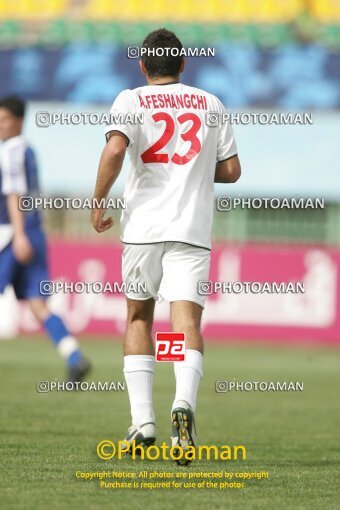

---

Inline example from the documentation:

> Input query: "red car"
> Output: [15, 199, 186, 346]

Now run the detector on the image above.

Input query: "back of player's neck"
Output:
[147, 76, 180, 86]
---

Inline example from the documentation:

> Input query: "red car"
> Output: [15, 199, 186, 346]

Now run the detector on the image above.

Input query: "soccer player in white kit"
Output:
[91, 29, 241, 462]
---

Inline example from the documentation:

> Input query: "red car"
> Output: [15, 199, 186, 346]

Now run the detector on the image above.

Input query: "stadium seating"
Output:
[0, 0, 339, 22]
[0, 0, 338, 49]
[0, 0, 67, 19]
[0, 19, 338, 48]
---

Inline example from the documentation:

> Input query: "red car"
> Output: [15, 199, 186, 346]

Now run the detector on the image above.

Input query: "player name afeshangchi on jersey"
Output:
[138, 93, 208, 110]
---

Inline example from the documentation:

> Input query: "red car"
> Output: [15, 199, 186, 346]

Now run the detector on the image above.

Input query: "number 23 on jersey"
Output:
[141, 112, 202, 166]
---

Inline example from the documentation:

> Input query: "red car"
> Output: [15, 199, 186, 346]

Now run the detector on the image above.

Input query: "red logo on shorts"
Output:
[155, 333, 185, 362]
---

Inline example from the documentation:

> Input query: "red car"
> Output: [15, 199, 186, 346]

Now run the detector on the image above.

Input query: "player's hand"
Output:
[12, 233, 34, 264]
[91, 208, 114, 233]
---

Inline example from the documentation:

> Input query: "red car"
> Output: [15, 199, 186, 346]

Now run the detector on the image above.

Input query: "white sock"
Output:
[123, 355, 155, 426]
[172, 349, 203, 413]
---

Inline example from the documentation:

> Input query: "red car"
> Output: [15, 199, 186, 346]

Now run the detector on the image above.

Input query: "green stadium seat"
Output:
[319, 24, 340, 48]
[0, 21, 21, 45]
[252, 24, 293, 47]
[0, 16, 338, 49]
[39, 19, 69, 45]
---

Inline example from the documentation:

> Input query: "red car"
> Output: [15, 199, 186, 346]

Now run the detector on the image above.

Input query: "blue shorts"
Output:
[0, 227, 49, 300]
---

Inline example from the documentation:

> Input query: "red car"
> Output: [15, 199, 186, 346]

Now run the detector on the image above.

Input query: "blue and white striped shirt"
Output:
[0, 135, 41, 229]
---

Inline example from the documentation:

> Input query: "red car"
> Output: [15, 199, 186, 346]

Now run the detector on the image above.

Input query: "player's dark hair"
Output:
[141, 28, 183, 78]
[0, 96, 25, 118]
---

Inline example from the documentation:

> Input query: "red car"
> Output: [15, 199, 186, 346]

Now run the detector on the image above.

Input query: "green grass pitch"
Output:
[0, 337, 339, 510]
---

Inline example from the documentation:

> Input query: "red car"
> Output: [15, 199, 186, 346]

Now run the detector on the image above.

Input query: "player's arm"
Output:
[1, 142, 33, 264]
[214, 155, 241, 183]
[214, 99, 240, 184]
[91, 131, 127, 233]
[6, 193, 33, 263]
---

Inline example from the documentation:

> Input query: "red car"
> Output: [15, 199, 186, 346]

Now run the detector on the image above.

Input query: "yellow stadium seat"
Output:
[311, 0, 340, 23]
[1, 0, 67, 19]
[196, 0, 221, 22]
[173, 0, 199, 22]
[85, 0, 306, 23]
[247, 0, 304, 23]
[86, 0, 122, 20]
[134, 0, 168, 21]
[0, 0, 12, 19]
[5, 0, 334, 23]
[87, 0, 181, 21]
[199, 0, 235, 22]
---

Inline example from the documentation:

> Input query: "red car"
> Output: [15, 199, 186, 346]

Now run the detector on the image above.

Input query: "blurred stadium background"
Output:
[0, 0, 339, 342]
[1, 4, 340, 509]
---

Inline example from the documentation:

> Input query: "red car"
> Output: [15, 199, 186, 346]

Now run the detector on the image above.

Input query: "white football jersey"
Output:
[104, 83, 237, 249]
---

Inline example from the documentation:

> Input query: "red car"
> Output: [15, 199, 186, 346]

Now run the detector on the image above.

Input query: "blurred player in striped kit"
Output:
[0, 96, 91, 382]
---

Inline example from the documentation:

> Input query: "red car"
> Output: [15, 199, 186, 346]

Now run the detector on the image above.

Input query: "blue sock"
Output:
[68, 351, 82, 366]
[43, 314, 83, 367]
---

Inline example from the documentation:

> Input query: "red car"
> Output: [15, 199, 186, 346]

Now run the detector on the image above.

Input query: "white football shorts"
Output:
[122, 242, 211, 308]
